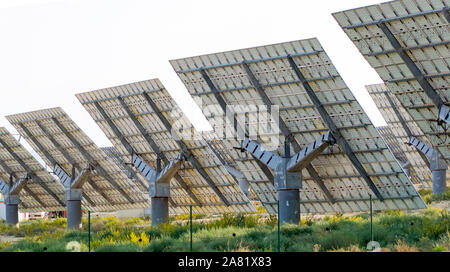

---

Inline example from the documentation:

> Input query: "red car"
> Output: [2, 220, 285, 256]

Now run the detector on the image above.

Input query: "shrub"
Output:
[95, 242, 141, 252]
[144, 237, 177, 252]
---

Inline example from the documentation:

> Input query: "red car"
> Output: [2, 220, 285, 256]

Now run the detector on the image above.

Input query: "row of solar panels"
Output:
[2, 0, 446, 215]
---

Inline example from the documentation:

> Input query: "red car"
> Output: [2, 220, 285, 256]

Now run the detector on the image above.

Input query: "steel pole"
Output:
[88, 210, 91, 252]
[190, 205, 193, 252]
[277, 200, 280, 252]
[370, 195, 373, 242]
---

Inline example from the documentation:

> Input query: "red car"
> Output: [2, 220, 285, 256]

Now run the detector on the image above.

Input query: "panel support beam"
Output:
[287, 55, 384, 201]
[378, 22, 446, 123]
[408, 136, 447, 195]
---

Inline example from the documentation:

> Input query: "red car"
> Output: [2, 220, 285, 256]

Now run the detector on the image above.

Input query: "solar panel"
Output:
[170, 37, 427, 213]
[101, 146, 137, 179]
[76, 79, 255, 214]
[367, 83, 436, 188]
[333, 0, 449, 163]
[0, 127, 65, 212]
[6, 108, 149, 212]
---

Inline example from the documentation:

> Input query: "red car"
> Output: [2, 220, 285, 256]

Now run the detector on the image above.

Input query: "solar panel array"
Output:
[333, 0, 449, 163]
[170, 37, 427, 213]
[6, 108, 149, 212]
[367, 83, 434, 187]
[76, 79, 255, 214]
[0, 127, 65, 212]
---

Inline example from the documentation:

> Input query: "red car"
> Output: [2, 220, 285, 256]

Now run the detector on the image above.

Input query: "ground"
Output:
[0, 189, 448, 252]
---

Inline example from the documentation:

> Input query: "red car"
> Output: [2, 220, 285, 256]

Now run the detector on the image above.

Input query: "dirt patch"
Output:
[429, 200, 449, 211]
[0, 235, 23, 243]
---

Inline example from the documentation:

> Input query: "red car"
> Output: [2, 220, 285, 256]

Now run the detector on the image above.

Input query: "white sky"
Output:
[0, 0, 388, 155]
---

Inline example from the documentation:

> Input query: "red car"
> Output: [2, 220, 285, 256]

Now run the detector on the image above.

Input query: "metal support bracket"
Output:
[408, 136, 448, 171]
[132, 152, 184, 198]
[0, 174, 30, 203]
[438, 104, 450, 125]
[286, 131, 336, 172]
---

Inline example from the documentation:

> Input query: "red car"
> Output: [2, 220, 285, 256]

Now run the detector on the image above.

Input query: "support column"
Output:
[240, 131, 335, 224]
[278, 189, 300, 224]
[430, 156, 448, 195]
[65, 188, 83, 229]
[5, 195, 20, 226]
[151, 197, 169, 226]
[54, 164, 90, 229]
[132, 153, 183, 227]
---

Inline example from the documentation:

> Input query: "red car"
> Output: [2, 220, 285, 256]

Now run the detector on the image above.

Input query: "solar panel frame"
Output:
[366, 83, 438, 188]
[0, 127, 66, 212]
[332, 0, 449, 163]
[170, 37, 427, 214]
[76, 79, 255, 215]
[6, 108, 149, 212]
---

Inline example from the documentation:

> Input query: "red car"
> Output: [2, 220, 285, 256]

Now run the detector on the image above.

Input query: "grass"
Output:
[418, 188, 450, 204]
[0, 207, 448, 252]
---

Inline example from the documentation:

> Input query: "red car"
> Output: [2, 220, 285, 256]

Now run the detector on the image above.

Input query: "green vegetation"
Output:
[418, 188, 450, 204]
[0, 207, 448, 252]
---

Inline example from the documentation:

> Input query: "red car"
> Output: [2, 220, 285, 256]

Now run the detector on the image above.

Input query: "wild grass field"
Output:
[0, 189, 448, 252]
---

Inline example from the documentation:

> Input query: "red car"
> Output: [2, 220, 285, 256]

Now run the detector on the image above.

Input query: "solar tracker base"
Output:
[151, 197, 169, 226]
[5, 204, 18, 225]
[433, 169, 447, 195]
[279, 189, 300, 224]
[67, 200, 82, 229]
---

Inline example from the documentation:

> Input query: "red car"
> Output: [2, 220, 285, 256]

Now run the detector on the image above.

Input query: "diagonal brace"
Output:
[240, 138, 282, 170]
[438, 105, 450, 125]
[9, 174, 30, 195]
[287, 131, 336, 172]
[70, 165, 91, 189]
[408, 136, 448, 171]
[132, 153, 184, 197]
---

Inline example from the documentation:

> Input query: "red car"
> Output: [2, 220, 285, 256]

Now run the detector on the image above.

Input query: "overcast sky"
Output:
[0, 0, 388, 156]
